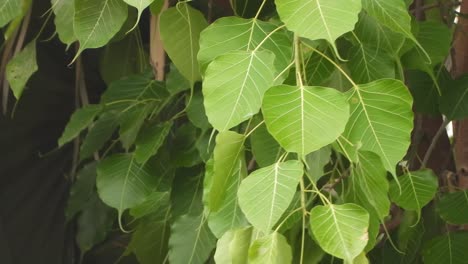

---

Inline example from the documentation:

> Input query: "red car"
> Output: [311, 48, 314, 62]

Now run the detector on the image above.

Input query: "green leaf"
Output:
[160, 3, 208, 86]
[276, 0, 361, 54]
[389, 169, 438, 214]
[304, 47, 335, 86]
[407, 69, 444, 115]
[439, 75, 468, 120]
[80, 113, 118, 160]
[186, 89, 210, 130]
[123, 0, 154, 29]
[347, 44, 395, 84]
[309, 203, 369, 263]
[58, 104, 103, 146]
[6, 40, 38, 99]
[166, 63, 191, 95]
[340, 79, 414, 176]
[238, 160, 304, 232]
[214, 227, 252, 264]
[127, 207, 171, 264]
[99, 33, 148, 85]
[398, 211, 425, 263]
[304, 146, 331, 183]
[76, 193, 115, 255]
[74, 0, 127, 56]
[248, 232, 293, 264]
[66, 163, 97, 221]
[96, 154, 164, 219]
[198, 17, 293, 78]
[129, 191, 170, 219]
[347, 151, 390, 220]
[230, 0, 275, 18]
[209, 131, 245, 212]
[0, 0, 22, 27]
[51, 0, 76, 46]
[422, 232, 468, 264]
[436, 191, 468, 225]
[250, 121, 282, 167]
[203, 50, 276, 131]
[169, 213, 217, 264]
[135, 121, 172, 164]
[262, 84, 349, 156]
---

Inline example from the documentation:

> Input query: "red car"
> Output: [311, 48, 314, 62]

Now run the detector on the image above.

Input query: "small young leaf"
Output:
[169, 213, 217, 264]
[262, 85, 349, 157]
[389, 169, 438, 214]
[248, 232, 293, 264]
[203, 50, 276, 131]
[6, 40, 38, 99]
[58, 104, 103, 147]
[436, 191, 468, 225]
[309, 203, 369, 263]
[238, 160, 304, 232]
[160, 3, 208, 86]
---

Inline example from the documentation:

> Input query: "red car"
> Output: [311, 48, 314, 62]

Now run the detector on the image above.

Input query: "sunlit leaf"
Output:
[309, 203, 369, 263]
[123, 0, 154, 29]
[248, 232, 293, 264]
[160, 3, 208, 85]
[276, 0, 361, 54]
[238, 160, 303, 232]
[262, 84, 349, 156]
[169, 213, 217, 264]
[6, 40, 38, 99]
[214, 227, 252, 264]
[203, 50, 275, 131]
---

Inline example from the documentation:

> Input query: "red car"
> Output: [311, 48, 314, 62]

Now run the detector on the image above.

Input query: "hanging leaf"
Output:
[6, 40, 38, 99]
[168, 213, 217, 264]
[422, 232, 468, 264]
[439, 75, 468, 120]
[160, 3, 208, 85]
[347, 44, 396, 84]
[134, 121, 172, 165]
[51, 0, 76, 46]
[80, 113, 119, 160]
[304, 146, 331, 183]
[208, 131, 245, 212]
[214, 227, 252, 264]
[398, 211, 425, 264]
[347, 151, 390, 220]
[389, 169, 438, 214]
[96, 154, 164, 218]
[0, 0, 21, 27]
[129, 191, 170, 219]
[65, 163, 98, 221]
[303, 47, 335, 86]
[309, 203, 369, 263]
[186, 89, 210, 130]
[230, 0, 275, 18]
[248, 232, 293, 264]
[166, 64, 191, 95]
[203, 50, 276, 131]
[340, 79, 414, 176]
[275, 0, 361, 54]
[123, 0, 154, 29]
[238, 160, 304, 232]
[250, 121, 282, 167]
[74, 0, 128, 56]
[58, 104, 103, 147]
[436, 191, 468, 225]
[198, 17, 292, 78]
[262, 84, 349, 157]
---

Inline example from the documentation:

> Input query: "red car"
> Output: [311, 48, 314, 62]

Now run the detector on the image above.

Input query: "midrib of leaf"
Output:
[300, 86, 305, 155]
[81, 0, 111, 50]
[316, 0, 333, 43]
[118, 156, 135, 231]
[0, 0, 12, 13]
[447, 232, 453, 264]
[407, 171, 421, 210]
[268, 163, 280, 229]
[178, 3, 197, 84]
[330, 206, 351, 261]
[223, 52, 255, 131]
[187, 215, 206, 264]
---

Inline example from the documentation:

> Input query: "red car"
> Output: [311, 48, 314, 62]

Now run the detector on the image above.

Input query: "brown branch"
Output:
[150, 0, 168, 81]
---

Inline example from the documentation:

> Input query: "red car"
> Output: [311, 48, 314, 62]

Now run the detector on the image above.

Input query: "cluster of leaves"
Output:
[3, 0, 468, 263]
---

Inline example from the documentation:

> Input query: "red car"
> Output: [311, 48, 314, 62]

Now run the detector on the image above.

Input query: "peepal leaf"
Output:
[80, 114, 119, 160]
[96, 154, 163, 218]
[160, 3, 208, 85]
[0, 0, 21, 27]
[276, 0, 361, 54]
[422, 232, 468, 264]
[169, 213, 217, 264]
[347, 44, 395, 84]
[309, 203, 369, 263]
[214, 227, 252, 264]
[74, 0, 127, 56]
[52, 0, 76, 45]
[340, 79, 414, 176]
[123, 0, 154, 28]
[198, 16, 292, 78]
[59, 104, 103, 146]
[203, 50, 275, 131]
[135, 121, 172, 164]
[6, 40, 38, 99]
[248, 232, 293, 264]
[436, 191, 468, 225]
[439, 76, 468, 120]
[389, 169, 438, 213]
[262, 85, 349, 156]
[238, 160, 303, 232]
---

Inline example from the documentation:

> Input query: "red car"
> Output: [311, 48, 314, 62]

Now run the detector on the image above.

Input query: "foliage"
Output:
[2, 0, 468, 263]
